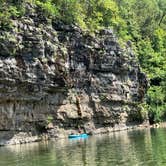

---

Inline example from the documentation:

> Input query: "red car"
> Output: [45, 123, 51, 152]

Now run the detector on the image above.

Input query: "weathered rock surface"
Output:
[0, 4, 148, 145]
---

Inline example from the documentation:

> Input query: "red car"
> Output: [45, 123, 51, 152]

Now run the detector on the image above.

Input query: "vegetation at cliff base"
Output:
[0, 0, 165, 123]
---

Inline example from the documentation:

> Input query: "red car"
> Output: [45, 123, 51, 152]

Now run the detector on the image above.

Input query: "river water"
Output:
[0, 128, 166, 166]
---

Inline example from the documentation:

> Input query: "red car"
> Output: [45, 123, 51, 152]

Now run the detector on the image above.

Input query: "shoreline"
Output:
[0, 123, 149, 146]
[1, 122, 165, 147]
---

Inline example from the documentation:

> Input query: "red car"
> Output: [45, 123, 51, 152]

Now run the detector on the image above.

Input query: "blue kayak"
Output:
[68, 133, 88, 139]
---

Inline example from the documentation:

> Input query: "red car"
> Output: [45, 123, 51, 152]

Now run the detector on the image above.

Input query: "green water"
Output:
[1, 128, 166, 166]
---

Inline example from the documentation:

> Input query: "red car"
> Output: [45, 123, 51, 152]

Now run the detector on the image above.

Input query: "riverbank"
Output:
[2, 119, 166, 146]
[0, 122, 150, 146]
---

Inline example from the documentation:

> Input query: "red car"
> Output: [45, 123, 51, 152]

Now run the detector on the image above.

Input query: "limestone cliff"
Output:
[0, 4, 148, 145]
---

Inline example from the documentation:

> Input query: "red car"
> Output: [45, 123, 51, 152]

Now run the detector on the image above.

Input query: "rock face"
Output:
[0, 4, 148, 145]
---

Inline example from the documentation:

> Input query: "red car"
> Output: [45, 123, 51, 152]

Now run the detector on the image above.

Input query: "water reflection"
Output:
[1, 128, 166, 166]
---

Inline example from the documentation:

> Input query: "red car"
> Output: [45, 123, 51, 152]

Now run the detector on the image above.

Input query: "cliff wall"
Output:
[0, 4, 148, 145]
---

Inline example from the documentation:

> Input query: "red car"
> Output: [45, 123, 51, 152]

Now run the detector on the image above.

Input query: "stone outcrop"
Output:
[0, 4, 148, 145]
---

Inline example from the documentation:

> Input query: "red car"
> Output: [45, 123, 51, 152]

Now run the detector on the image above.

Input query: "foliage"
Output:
[147, 86, 166, 123]
[46, 115, 53, 124]
[0, 0, 25, 30]
[35, 0, 59, 18]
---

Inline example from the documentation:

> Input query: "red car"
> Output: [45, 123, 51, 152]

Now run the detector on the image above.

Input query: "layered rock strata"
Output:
[0, 5, 148, 145]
